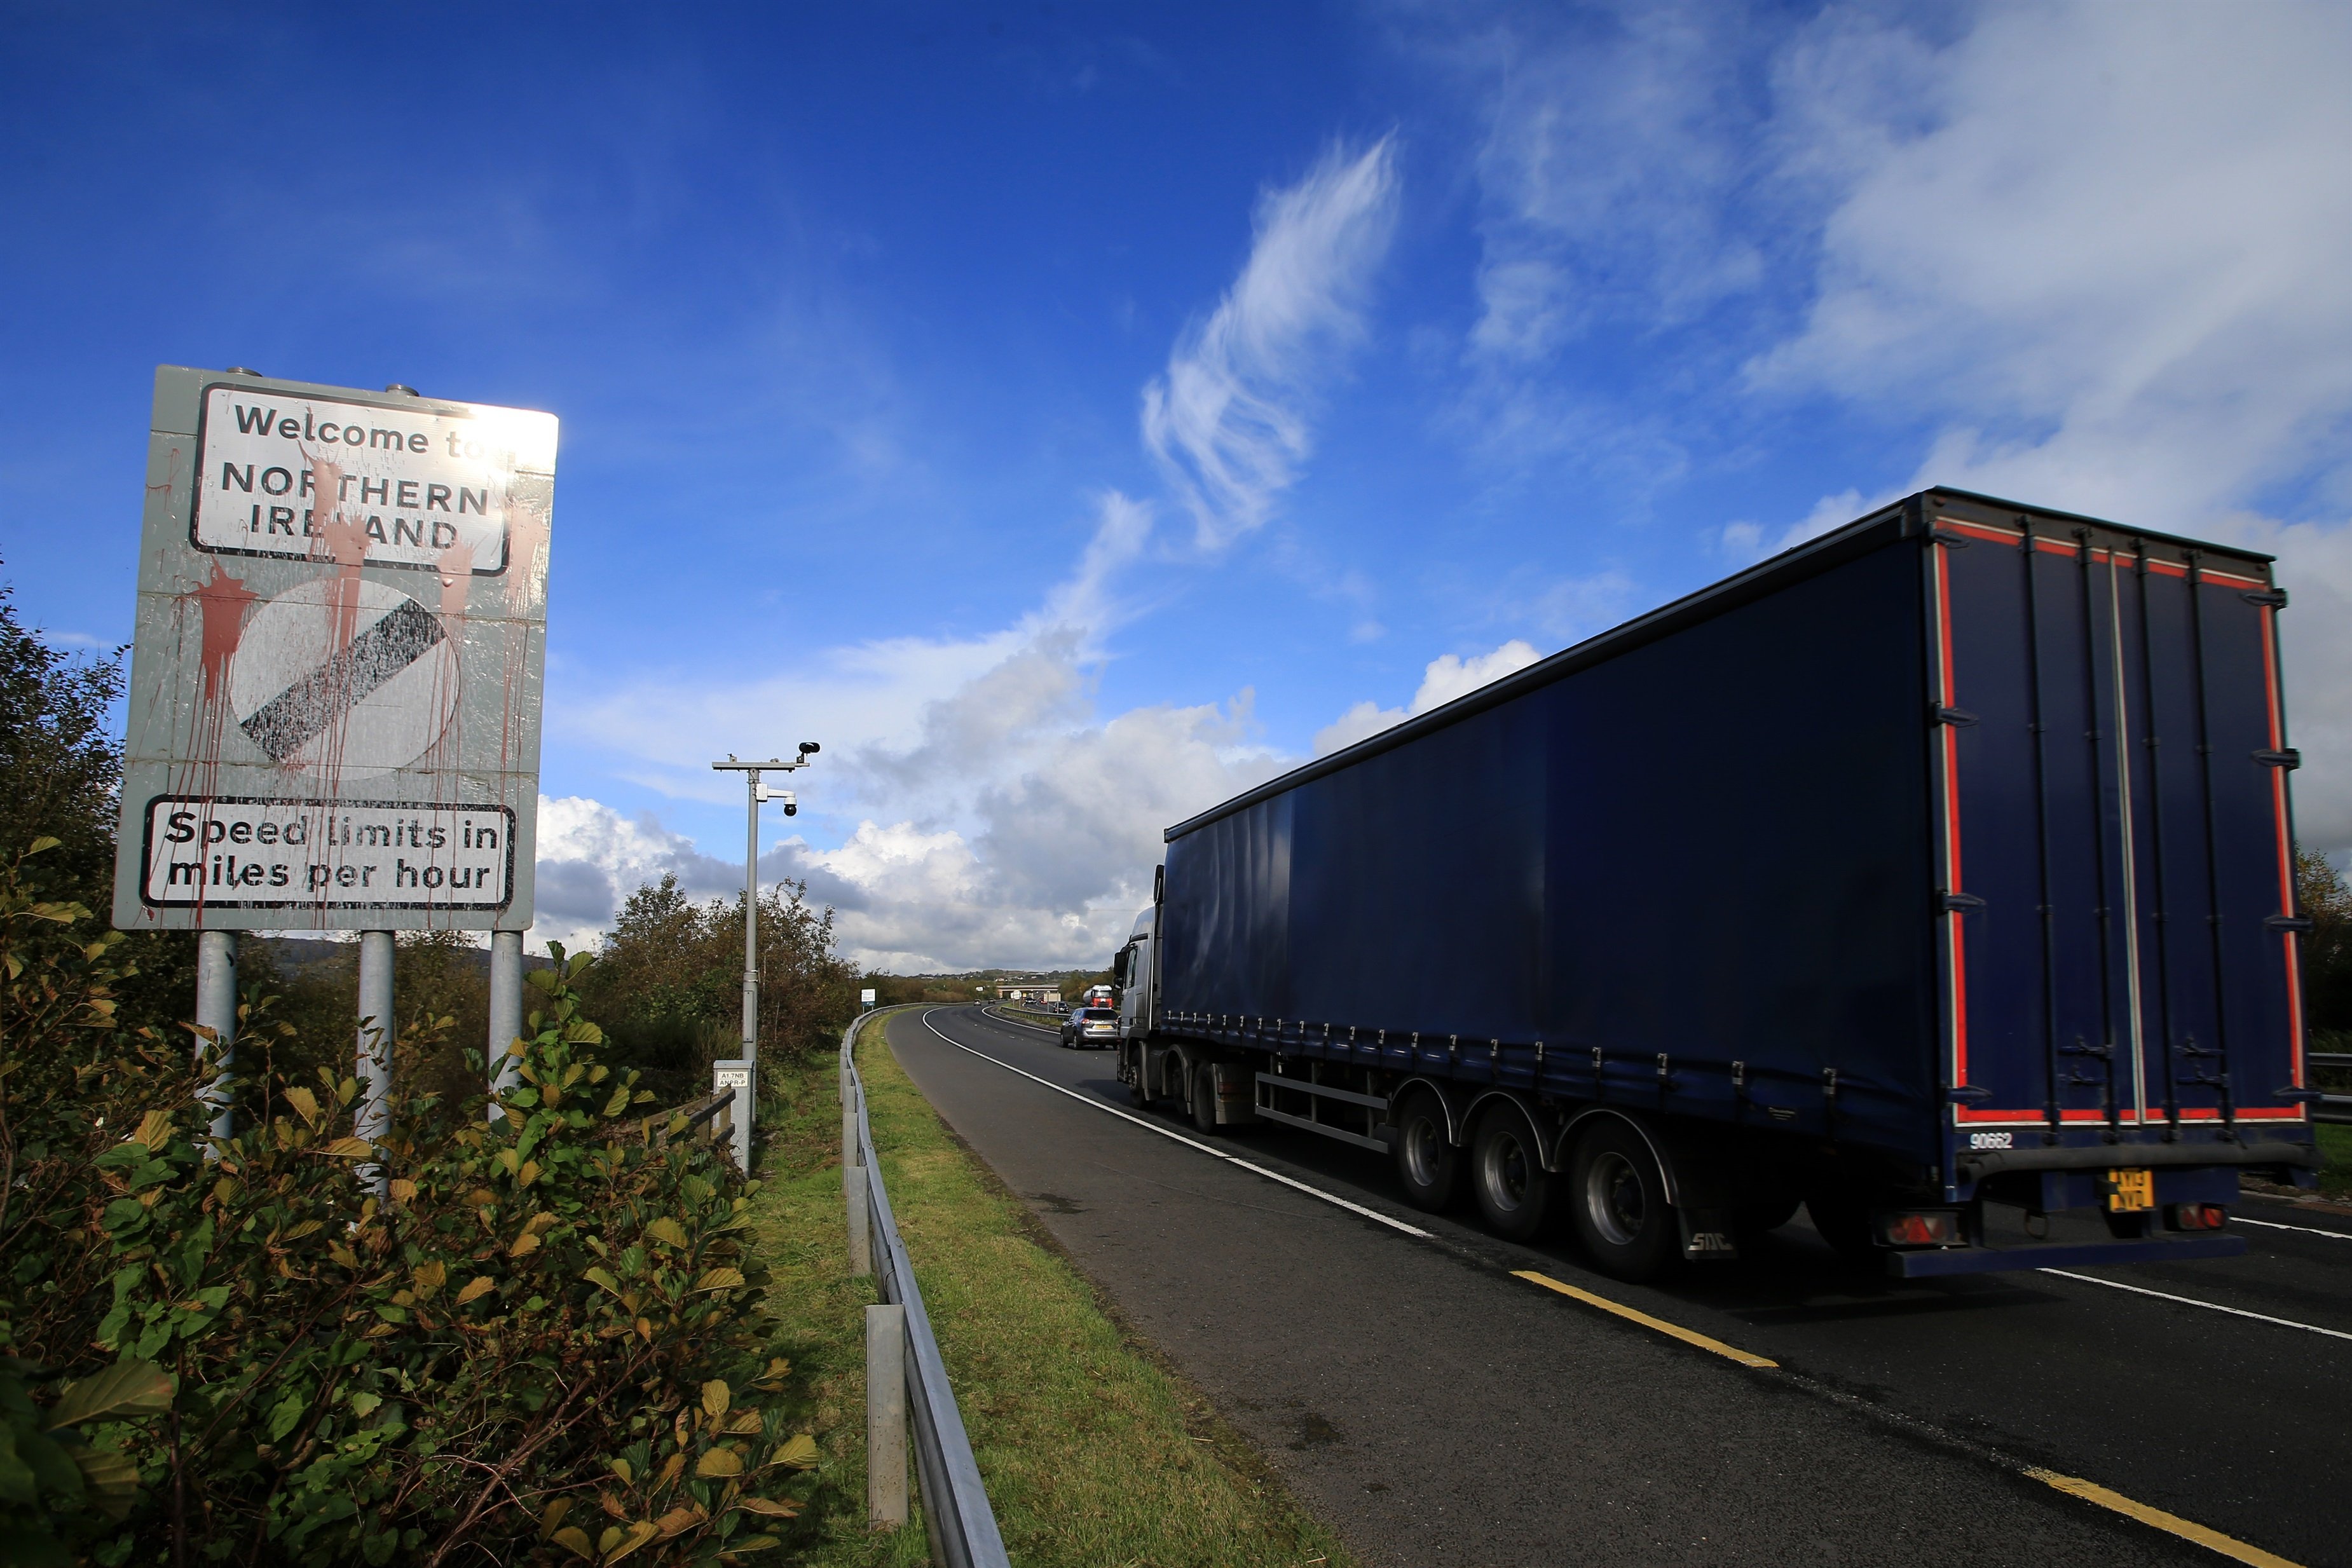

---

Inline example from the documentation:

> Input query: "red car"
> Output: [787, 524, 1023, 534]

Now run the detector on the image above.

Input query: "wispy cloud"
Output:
[1464, 5, 1766, 364]
[535, 133, 1411, 967]
[1142, 136, 1402, 548]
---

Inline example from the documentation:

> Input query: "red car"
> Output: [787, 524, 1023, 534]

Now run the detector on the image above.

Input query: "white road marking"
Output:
[978, 1005, 1058, 1037]
[915, 1008, 1433, 1239]
[2232, 1215, 2352, 1242]
[2037, 1269, 2352, 1344]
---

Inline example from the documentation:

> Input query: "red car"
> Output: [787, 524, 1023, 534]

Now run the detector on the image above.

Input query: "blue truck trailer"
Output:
[1114, 489, 2323, 1280]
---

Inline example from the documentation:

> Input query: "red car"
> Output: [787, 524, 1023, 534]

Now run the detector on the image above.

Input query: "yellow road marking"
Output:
[2027, 1469, 2305, 1567]
[1512, 1271, 2297, 1564]
[1512, 1269, 1777, 1368]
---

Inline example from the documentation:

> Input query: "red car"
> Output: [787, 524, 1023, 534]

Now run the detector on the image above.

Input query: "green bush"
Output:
[584, 874, 857, 1107]
[0, 842, 816, 1566]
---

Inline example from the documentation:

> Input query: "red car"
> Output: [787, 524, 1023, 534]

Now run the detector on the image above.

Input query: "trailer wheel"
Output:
[1391, 1089, 1458, 1212]
[1470, 1105, 1554, 1241]
[1189, 1061, 1221, 1136]
[1567, 1120, 1677, 1281]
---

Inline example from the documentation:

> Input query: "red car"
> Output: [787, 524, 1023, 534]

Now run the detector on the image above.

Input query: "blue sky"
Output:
[5, 2, 2348, 969]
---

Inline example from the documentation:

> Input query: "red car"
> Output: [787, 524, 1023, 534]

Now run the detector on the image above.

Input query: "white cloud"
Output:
[1314, 638, 1542, 755]
[537, 139, 1414, 969]
[1751, 3, 2352, 849]
[1756, 3, 2352, 533]
[2205, 516, 2352, 858]
[1142, 137, 1402, 548]
[1716, 487, 1887, 564]
[537, 487, 1269, 971]
[537, 655, 1284, 972]
[530, 794, 741, 953]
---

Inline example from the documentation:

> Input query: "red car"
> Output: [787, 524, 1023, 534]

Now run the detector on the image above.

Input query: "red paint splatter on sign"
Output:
[306, 454, 371, 655]
[186, 558, 257, 701]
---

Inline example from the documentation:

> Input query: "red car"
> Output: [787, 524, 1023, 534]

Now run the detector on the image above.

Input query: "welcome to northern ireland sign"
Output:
[112, 367, 556, 932]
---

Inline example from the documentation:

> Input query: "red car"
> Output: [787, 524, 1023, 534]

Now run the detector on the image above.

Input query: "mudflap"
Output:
[1665, 1144, 1740, 1262]
[1678, 1207, 1740, 1262]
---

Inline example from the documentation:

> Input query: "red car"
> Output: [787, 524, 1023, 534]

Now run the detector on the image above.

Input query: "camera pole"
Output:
[708, 743, 819, 1169]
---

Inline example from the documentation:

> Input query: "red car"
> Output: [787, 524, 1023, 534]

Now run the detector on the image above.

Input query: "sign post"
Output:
[114, 367, 556, 1173]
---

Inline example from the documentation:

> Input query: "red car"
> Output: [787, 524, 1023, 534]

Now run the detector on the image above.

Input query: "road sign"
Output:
[113, 367, 556, 932]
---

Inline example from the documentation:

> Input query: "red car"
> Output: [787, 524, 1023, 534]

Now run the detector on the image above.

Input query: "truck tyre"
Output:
[1190, 1061, 1221, 1136]
[1125, 1046, 1151, 1108]
[1391, 1089, 1458, 1212]
[1470, 1104, 1554, 1242]
[1568, 1120, 1678, 1281]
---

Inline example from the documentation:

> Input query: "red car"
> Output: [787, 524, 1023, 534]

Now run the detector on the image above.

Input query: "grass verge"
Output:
[2316, 1122, 2351, 1200]
[749, 1011, 1353, 1567]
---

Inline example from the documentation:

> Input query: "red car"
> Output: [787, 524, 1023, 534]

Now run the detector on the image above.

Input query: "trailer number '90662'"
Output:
[1969, 1132, 2014, 1150]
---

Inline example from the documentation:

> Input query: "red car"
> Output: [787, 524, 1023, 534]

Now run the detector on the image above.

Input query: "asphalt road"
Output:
[885, 1005, 2351, 1568]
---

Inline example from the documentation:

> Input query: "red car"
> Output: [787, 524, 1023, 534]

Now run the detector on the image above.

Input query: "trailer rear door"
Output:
[1926, 507, 2306, 1136]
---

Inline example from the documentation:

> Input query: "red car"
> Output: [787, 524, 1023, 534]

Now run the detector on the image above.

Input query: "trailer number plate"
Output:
[2103, 1168, 2155, 1213]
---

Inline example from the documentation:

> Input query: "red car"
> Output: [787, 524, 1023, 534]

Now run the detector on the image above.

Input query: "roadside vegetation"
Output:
[745, 1011, 1353, 1567]
[0, 576, 837, 1562]
[2300, 851, 2352, 1199]
[1, 841, 824, 1564]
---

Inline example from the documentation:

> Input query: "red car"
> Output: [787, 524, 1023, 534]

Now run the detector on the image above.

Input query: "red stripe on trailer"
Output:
[2260, 603, 2306, 1092]
[1933, 537, 1973, 1099]
[1938, 519, 2267, 589]
[1954, 1105, 2304, 1125]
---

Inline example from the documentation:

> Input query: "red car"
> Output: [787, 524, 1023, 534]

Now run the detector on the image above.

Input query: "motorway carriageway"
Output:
[886, 1005, 2350, 1568]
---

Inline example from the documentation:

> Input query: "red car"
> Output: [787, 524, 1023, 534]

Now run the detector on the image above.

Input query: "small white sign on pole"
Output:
[860, 988, 877, 1011]
[112, 367, 556, 934]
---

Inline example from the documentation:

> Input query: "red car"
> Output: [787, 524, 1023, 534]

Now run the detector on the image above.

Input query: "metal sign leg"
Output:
[486, 929, 523, 1117]
[195, 930, 237, 1143]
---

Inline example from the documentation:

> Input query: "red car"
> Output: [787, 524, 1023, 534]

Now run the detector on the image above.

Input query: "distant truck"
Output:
[1116, 490, 2322, 1280]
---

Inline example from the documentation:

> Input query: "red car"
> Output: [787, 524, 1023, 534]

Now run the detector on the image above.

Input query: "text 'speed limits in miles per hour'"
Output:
[140, 797, 515, 911]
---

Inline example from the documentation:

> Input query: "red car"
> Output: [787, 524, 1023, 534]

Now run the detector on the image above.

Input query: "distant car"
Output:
[1060, 1006, 1119, 1050]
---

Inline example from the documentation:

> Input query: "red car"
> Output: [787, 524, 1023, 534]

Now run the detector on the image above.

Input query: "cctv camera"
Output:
[798, 741, 821, 755]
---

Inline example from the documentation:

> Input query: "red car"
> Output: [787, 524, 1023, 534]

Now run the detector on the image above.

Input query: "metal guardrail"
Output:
[839, 1012, 1011, 1568]
[666, 1084, 735, 1136]
[2311, 1051, 2352, 1125]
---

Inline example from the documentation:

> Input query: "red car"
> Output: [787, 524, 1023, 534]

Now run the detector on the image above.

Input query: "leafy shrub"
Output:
[584, 875, 856, 1105]
[2299, 849, 2352, 1053]
[0, 842, 816, 1565]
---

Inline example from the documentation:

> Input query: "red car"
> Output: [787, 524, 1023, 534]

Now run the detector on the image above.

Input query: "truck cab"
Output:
[1114, 906, 1154, 1043]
